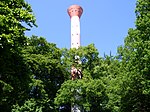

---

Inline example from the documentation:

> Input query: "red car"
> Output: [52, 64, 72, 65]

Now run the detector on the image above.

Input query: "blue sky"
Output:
[25, 0, 136, 56]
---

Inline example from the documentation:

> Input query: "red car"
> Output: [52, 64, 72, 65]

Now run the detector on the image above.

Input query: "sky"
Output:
[25, 0, 137, 56]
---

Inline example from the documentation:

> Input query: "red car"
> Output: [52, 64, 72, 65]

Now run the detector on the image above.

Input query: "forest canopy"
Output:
[0, 0, 150, 112]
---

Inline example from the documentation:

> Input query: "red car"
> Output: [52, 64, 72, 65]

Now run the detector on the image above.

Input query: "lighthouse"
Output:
[68, 5, 83, 81]
[67, 5, 83, 49]
[67, 5, 83, 112]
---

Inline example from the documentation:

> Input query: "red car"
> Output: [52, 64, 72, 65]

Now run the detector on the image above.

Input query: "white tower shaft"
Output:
[68, 5, 83, 112]
[71, 16, 81, 49]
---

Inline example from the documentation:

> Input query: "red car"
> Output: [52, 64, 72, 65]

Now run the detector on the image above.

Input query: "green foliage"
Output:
[1, 0, 150, 112]
[55, 79, 109, 112]
[116, 0, 150, 111]
[11, 36, 65, 111]
[0, 0, 36, 50]
[55, 45, 112, 111]
[0, 0, 36, 111]
[12, 99, 43, 112]
[61, 44, 100, 79]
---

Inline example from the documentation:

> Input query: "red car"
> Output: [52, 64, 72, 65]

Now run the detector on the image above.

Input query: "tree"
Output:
[0, 0, 36, 111]
[117, 0, 150, 111]
[55, 44, 111, 111]
[2, 0, 150, 112]
[12, 36, 66, 111]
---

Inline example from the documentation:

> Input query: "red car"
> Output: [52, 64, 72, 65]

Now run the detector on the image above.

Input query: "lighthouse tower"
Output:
[68, 5, 83, 81]
[67, 5, 83, 49]
[67, 5, 83, 112]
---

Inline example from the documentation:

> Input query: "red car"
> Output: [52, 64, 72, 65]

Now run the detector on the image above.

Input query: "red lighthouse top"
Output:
[67, 5, 83, 18]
